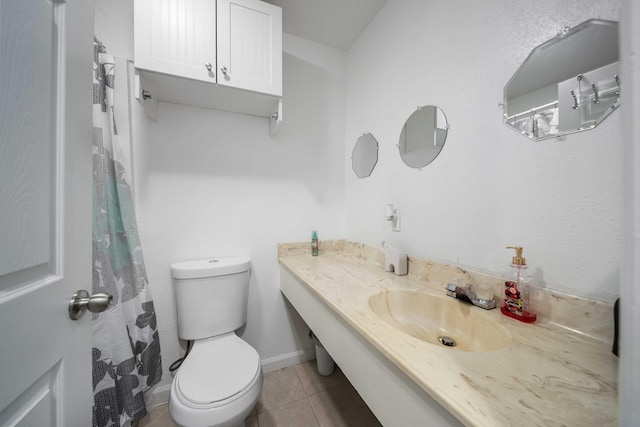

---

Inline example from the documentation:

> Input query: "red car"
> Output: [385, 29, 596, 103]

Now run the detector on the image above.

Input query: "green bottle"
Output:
[311, 231, 318, 256]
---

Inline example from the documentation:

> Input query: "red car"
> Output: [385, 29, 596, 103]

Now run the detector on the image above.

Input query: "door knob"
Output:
[220, 66, 228, 75]
[68, 290, 113, 320]
[205, 62, 213, 71]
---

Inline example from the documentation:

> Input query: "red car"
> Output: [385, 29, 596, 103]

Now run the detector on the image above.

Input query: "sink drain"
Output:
[438, 336, 456, 347]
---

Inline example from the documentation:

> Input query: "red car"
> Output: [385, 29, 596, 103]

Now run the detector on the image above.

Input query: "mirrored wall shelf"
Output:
[503, 19, 619, 141]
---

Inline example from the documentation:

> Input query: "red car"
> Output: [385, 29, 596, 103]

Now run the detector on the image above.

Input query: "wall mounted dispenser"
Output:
[385, 204, 400, 232]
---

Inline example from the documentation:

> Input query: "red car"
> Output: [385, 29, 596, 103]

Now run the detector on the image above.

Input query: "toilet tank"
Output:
[171, 257, 251, 340]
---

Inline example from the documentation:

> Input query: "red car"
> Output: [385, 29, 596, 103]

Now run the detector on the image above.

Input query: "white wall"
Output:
[345, 0, 622, 302]
[131, 36, 346, 392]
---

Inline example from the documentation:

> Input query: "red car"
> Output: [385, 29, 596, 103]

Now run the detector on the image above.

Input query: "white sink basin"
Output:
[368, 290, 510, 352]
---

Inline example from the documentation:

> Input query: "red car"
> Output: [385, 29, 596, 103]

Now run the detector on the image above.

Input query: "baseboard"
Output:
[145, 383, 172, 408]
[261, 347, 315, 373]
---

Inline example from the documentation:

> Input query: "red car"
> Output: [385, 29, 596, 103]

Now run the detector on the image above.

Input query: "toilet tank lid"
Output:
[171, 257, 251, 279]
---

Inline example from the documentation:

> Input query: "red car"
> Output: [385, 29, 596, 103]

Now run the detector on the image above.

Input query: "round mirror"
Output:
[352, 133, 379, 178]
[398, 106, 448, 169]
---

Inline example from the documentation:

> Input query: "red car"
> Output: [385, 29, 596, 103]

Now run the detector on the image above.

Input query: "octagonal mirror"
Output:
[503, 19, 620, 141]
[352, 133, 379, 178]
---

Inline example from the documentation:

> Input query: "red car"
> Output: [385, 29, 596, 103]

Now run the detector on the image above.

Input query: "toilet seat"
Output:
[175, 333, 261, 408]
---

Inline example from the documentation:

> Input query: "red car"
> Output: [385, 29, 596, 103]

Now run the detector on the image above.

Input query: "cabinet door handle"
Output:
[205, 62, 213, 72]
[220, 66, 228, 75]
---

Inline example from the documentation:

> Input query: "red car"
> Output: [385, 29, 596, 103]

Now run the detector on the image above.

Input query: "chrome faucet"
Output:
[446, 283, 496, 310]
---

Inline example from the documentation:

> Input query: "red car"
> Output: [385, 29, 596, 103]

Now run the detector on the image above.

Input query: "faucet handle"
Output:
[445, 283, 496, 310]
[475, 289, 495, 305]
[445, 283, 472, 292]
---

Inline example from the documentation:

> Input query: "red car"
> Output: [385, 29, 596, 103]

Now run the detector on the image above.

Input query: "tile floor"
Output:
[139, 360, 382, 427]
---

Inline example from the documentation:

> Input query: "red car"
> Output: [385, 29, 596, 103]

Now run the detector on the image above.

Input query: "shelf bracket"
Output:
[269, 98, 283, 136]
[132, 66, 158, 122]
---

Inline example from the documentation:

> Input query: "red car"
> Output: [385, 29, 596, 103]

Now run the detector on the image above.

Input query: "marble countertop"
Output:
[278, 244, 618, 427]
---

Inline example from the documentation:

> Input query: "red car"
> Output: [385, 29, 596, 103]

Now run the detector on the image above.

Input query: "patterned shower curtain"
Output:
[92, 38, 162, 427]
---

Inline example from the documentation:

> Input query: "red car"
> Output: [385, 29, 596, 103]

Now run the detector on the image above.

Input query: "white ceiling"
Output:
[264, 0, 387, 51]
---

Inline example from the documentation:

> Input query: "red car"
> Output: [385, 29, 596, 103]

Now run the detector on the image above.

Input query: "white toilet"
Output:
[168, 257, 262, 427]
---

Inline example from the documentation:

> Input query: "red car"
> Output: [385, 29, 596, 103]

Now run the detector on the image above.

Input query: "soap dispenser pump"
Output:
[501, 246, 536, 323]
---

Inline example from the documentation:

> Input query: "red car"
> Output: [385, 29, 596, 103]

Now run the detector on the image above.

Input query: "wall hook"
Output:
[591, 82, 600, 104]
[570, 90, 578, 110]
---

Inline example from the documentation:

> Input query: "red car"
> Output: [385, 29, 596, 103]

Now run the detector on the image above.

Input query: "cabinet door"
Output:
[217, 0, 282, 96]
[135, 0, 217, 83]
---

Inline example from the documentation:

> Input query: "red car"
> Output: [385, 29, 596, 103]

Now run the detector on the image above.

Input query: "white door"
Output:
[217, 0, 282, 96]
[0, 0, 94, 426]
[134, 0, 217, 83]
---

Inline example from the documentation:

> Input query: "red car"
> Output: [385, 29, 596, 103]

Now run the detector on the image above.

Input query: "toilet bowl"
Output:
[168, 257, 262, 427]
[169, 334, 262, 427]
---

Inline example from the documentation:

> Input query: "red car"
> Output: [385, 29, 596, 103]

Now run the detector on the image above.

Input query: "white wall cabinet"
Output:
[134, 0, 282, 126]
[217, 0, 282, 96]
[134, 0, 218, 84]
